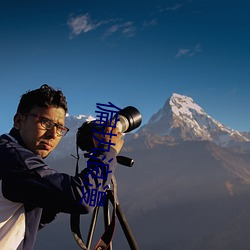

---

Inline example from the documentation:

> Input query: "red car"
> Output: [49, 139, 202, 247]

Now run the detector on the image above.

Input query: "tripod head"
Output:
[83, 152, 134, 168]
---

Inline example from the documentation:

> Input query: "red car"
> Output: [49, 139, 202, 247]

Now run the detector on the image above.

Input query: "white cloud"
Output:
[189, 44, 202, 56]
[175, 48, 190, 58]
[67, 13, 111, 39]
[166, 4, 183, 11]
[143, 19, 158, 28]
[103, 21, 136, 38]
[121, 22, 136, 37]
[67, 13, 137, 39]
[175, 44, 202, 58]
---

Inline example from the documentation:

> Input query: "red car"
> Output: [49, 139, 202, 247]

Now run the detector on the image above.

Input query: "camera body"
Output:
[77, 106, 142, 152]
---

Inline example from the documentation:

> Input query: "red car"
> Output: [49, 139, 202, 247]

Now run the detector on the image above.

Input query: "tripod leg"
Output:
[115, 203, 139, 250]
[107, 192, 139, 250]
[103, 194, 112, 250]
[86, 205, 100, 249]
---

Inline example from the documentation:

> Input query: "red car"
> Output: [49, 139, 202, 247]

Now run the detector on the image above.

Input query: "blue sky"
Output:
[1, 0, 250, 135]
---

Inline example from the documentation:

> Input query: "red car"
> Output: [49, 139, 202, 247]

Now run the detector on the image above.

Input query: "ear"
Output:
[14, 113, 24, 130]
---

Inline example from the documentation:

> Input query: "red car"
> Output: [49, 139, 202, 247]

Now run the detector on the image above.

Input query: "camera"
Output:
[76, 106, 142, 152]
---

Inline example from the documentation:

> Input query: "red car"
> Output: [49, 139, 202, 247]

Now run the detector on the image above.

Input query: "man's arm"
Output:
[0, 127, 123, 214]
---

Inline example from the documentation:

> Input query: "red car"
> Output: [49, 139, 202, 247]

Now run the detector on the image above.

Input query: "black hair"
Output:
[16, 84, 68, 114]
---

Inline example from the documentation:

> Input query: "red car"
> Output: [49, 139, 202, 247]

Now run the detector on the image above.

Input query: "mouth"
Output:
[40, 141, 53, 150]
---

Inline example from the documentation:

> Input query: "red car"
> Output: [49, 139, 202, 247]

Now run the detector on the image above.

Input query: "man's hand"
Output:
[105, 126, 124, 154]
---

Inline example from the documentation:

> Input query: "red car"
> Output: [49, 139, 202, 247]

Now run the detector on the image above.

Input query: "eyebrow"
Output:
[42, 115, 65, 126]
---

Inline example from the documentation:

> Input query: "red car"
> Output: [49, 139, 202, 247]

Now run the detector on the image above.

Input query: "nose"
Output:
[46, 125, 58, 139]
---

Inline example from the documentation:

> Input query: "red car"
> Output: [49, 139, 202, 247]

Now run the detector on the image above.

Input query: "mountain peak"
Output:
[169, 93, 205, 117]
[139, 93, 250, 146]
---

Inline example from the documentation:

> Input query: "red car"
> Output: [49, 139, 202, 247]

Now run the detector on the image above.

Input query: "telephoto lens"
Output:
[113, 106, 142, 133]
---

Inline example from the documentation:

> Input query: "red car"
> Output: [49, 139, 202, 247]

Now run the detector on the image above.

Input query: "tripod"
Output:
[70, 176, 139, 250]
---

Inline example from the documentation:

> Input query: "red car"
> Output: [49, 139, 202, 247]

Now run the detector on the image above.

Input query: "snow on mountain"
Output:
[139, 93, 250, 147]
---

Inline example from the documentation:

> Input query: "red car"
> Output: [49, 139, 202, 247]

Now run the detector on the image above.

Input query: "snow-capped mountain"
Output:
[48, 92, 249, 160]
[139, 93, 250, 147]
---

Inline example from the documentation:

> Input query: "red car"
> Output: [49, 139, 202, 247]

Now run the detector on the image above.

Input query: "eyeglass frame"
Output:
[23, 113, 69, 136]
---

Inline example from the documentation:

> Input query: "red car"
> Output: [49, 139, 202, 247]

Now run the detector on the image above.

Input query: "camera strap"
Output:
[70, 145, 88, 249]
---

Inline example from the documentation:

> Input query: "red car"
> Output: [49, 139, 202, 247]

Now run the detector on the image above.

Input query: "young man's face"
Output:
[14, 106, 67, 158]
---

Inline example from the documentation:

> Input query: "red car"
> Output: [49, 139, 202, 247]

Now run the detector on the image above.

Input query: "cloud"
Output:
[175, 44, 202, 58]
[121, 22, 137, 37]
[143, 19, 158, 28]
[175, 48, 190, 58]
[166, 4, 183, 11]
[67, 13, 137, 39]
[67, 13, 111, 39]
[103, 21, 136, 38]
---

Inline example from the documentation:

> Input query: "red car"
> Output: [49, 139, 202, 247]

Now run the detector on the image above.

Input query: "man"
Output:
[0, 84, 124, 250]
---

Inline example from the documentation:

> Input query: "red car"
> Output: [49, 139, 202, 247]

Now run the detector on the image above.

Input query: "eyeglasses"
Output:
[24, 113, 69, 136]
